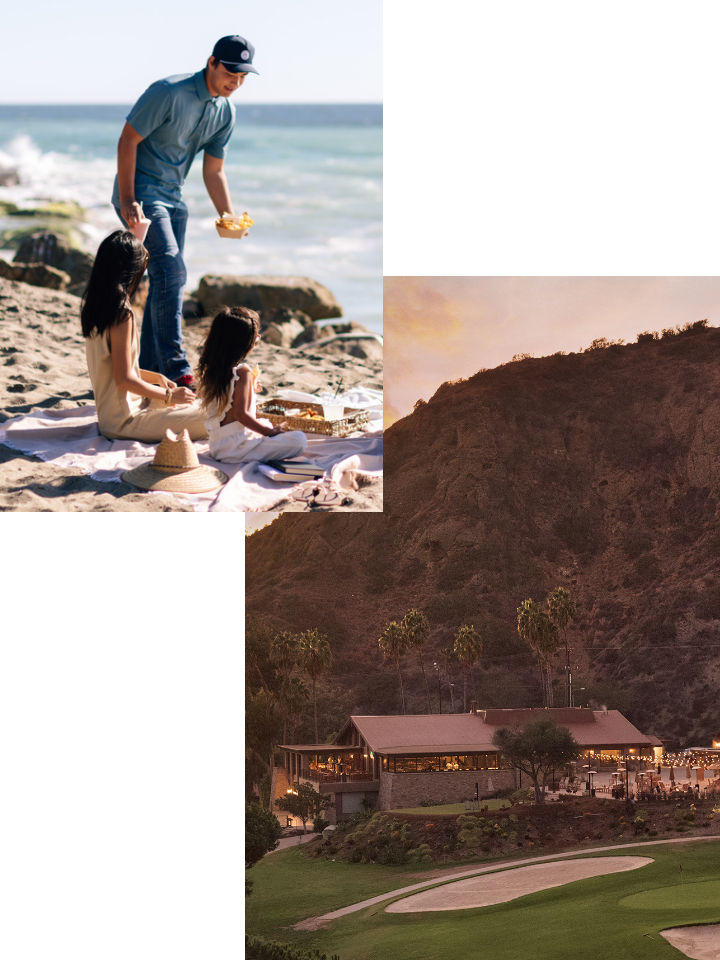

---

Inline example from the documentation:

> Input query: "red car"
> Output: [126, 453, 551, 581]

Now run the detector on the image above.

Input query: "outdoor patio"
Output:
[546, 762, 720, 801]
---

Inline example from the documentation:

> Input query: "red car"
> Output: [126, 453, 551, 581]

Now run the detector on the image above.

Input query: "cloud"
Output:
[384, 277, 465, 348]
[385, 277, 720, 420]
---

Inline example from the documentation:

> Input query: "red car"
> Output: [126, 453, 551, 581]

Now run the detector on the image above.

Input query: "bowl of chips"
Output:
[215, 211, 254, 239]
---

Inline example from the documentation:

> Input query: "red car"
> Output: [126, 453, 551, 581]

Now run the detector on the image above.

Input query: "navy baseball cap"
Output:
[212, 36, 258, 75]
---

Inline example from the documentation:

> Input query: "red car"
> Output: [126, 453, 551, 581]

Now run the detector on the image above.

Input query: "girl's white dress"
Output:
[204, 362, 307, 463]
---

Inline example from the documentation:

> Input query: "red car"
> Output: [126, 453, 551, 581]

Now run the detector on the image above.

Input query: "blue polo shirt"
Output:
[111, 70, 235, 208]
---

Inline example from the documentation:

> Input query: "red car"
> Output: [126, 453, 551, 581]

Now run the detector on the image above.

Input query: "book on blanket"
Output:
[258, 463, 323, 483]
[267, 459, 325, 477]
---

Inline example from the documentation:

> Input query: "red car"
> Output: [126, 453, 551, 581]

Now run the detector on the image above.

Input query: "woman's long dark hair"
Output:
[81, 230, 147, 338]
[196, 306, 260, 413]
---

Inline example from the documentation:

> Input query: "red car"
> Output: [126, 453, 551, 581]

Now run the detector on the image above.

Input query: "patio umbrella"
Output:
[487, 777, 494, 792]
[669, 766, 675, 781]
[697, 766, 705, 781]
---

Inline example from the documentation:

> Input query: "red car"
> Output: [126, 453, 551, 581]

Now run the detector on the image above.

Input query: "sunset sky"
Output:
[245, 513, 279, 534]
[384, 276, 720, 424]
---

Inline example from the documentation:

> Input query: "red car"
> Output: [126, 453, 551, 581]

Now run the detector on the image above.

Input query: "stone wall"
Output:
[377, 769, 518, 810]
[316, 780, 380, 824]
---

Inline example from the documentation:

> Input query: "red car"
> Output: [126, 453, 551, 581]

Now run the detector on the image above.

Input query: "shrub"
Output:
[245, 935, 340, 960]
[407, 844, 434, 864]
[313, 816, 330, 834]
[378, 845, 408, 865]
[633, 809, 649, 835]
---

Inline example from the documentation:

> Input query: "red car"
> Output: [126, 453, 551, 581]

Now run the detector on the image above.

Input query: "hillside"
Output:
[246, 325, 720, 745]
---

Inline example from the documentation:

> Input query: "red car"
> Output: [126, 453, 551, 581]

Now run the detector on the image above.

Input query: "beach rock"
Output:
[312, 337, 384, 362]
[182, 297, 203, 323]
[262, 307, 312, 329]
[193, 275, 343, 321]
[14, 232, 94, 287]
[0, 260, 70, 290]
[291, 323, 336, 348]
[9, 201, 86, 222]
[0, 167, 20, 187]
[263, 316, 306, 348]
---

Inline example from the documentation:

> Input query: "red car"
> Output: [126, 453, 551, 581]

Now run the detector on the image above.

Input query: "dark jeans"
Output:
[114, 201, 191, 381]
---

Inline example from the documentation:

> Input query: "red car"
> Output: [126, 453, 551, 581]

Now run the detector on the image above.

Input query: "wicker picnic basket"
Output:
[257, 398, 371, 438]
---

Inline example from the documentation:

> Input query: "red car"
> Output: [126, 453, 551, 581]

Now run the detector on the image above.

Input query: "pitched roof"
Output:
[350, 714, 496, 754]
[346, 708, 651, 755]
[483, 708, 596, 725]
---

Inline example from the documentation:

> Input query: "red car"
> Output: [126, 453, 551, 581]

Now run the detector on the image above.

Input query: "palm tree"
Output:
[298, 629, 332, 742]
[453, 624, 483, 712]
[270, 630, 300, 680]
[547, 587, 577, 706]
[378, 621, 410, 713]
[277, 676, 310, 744]
[536, 614, 560, 707]
[438, 646, 457, 712]
[401, 608, 432, 713]
[517, 599, 560, 707]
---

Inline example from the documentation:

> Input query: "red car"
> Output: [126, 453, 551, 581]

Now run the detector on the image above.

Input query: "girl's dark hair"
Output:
[80, 230, 147, 338]
[196, 306, 260, 413]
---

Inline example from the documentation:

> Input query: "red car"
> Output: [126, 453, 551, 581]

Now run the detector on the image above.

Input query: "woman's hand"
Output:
[253, 377, 262, 394]
[170, 386, 195, 405]
[266, 422, 287, 437]
[150, 374, 193, 404]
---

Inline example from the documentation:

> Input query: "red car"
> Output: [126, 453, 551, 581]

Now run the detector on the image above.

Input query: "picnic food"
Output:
[295, 408, 325, 420]
[216, 212, 254, 230]
[251, 365, 260, 382]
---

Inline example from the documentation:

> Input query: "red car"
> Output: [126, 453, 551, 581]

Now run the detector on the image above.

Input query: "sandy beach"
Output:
[0, 277, 382, 512]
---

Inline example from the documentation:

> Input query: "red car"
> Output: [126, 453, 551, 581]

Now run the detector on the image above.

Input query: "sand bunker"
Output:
[386, 856, 653, 913]
[661, 925, 720, 960]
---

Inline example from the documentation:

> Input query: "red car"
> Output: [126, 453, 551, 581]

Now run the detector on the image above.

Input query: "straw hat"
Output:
[122, 429, 228, 493]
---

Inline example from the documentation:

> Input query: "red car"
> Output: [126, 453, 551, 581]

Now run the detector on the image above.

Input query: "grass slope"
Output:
[246, 840, 720, 960]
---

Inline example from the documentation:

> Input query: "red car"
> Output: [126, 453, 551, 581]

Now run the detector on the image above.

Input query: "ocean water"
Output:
[0, 104, 382, 332]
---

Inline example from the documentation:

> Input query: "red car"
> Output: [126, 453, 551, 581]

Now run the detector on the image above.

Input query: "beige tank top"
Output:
[85, 317, 143, 436]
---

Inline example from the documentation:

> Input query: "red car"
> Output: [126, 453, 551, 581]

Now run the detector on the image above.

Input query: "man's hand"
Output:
[121, 199, 143, 225]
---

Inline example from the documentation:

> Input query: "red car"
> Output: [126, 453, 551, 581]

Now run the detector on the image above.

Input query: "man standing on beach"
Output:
[111, 36, 257, 389]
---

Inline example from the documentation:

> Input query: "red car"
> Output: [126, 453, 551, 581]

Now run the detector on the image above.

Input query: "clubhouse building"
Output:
[277, 706, 657, 822]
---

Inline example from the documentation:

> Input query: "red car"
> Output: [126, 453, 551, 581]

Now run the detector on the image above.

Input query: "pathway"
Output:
[293, 834, 720, 930]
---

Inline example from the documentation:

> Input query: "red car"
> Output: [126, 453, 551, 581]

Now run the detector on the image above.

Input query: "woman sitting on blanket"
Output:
[195, 305, 306, 462]
[81, 231, 207, 441]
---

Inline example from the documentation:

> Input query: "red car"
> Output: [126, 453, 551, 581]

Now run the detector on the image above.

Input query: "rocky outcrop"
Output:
[246, 325, 720, 746]
[14, 232, 94, 287]
[0, 260, 70, 290]
[192, 275, 343, 321]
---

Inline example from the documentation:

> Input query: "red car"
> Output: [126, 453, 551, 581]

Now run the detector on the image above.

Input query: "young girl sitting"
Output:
[196, 306, 307, 463]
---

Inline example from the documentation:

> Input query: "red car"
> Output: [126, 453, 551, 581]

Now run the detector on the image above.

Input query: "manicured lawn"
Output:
[386, 799, 510, 815]
[246, 839, 720, 960]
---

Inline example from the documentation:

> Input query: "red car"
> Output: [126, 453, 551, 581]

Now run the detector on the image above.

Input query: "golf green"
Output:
[621, 879, 720, 911]
[247, 840, 720, 960]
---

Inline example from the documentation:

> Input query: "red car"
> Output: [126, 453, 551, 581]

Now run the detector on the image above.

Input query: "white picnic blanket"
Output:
[0, 396, 383, 513]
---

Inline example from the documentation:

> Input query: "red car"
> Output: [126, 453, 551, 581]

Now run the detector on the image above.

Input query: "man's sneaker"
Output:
[176, 374, 197, 393]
